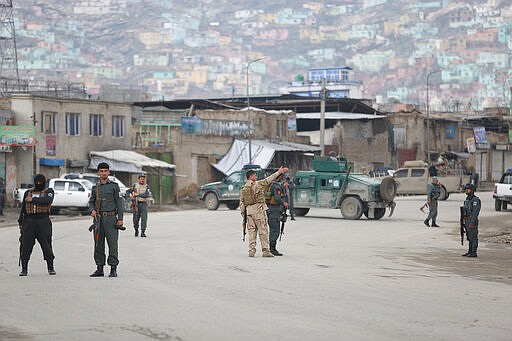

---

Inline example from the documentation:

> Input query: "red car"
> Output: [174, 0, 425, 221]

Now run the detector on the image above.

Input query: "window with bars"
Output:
[65, 113, 80, 136]
[89, 114, 103, 136]
[112, 116, 125, 138]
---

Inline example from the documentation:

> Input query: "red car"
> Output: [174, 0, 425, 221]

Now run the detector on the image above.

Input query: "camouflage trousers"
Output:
[247, 210, 270, 253]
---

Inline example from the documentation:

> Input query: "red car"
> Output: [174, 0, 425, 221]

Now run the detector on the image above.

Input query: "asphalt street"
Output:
[0, 192, 511, 341]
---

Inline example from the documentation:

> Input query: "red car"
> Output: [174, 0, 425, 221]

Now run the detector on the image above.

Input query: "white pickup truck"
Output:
[493, 169, 512, 211]
[14, 178, 93, 214]
[393, 160, 470, 200]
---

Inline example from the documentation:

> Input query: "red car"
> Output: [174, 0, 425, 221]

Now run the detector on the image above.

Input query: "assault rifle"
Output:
[459, 206, 465, 245]
[279, 209, 287, 241]
[419, 202, 428, 213]
[130, 186, 138, 213]
[242, 208, 247, 242]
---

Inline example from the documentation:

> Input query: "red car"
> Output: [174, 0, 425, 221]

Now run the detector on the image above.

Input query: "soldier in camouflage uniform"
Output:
[424, 177, 441, 227]
[239, 166, 288, 257]
[461, 183, 480, 258]
[267, 173, 288, 256]
[18, 174, 56, 276]
[88, 162, 124, 278]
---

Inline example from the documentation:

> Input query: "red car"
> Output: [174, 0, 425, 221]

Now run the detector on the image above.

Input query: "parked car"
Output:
[493, 168, 512, 211]
[14, 178, 93, 214]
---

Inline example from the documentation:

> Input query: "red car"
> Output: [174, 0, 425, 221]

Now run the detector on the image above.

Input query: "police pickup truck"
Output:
[493, 168, 512, 211]
[293, 156, 397, 220]
[198, 165, 274, 210]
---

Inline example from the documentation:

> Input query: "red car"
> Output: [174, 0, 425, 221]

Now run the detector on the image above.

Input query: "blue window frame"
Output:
[65, 113, 80, 136]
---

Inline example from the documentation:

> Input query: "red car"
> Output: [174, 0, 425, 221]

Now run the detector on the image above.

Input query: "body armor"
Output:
[26, 189, 52, 215]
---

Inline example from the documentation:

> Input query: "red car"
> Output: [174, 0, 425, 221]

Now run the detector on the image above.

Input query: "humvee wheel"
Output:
[226, 201, 239, 210]
[205, 192, 220, 210]
[340, 197, 364, 220]
[363, 208, 386, 220]
[294, 208, 310, 216]
[380, 177, 397, 202]
[495, 199, 502, 211]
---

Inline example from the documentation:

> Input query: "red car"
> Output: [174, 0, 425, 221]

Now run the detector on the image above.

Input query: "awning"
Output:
[213, 139, 321, 175]
[40, 158, 65, 166]
[89, 150, 176, 176]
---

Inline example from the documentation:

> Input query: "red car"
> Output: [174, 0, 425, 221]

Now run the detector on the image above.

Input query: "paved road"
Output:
[1, 193, 511, 341]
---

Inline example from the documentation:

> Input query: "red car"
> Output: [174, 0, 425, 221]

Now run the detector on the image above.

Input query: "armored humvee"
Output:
[293, 156, 397, 220]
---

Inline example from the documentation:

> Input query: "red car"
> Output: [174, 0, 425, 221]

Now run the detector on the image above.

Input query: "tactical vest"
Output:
[133, 183, 149, 202]
[267, 182, 281, 206]
[241, 182, 265, 206]
[26, 189, 52, 215]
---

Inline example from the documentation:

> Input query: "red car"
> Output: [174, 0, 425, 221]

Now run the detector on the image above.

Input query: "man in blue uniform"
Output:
[462, 183, 480, 258]
[424, 177, 441, 227]
[267, 173, 288, 256]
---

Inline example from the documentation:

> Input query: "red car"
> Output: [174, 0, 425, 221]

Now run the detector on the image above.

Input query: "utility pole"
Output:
[32, 112, 36, 174]
[246, 57, 266, 163]
[320, 78, 326, 156]
[0, 0, 20, 87]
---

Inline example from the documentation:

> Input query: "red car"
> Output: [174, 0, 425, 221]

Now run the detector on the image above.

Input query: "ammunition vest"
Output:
[26, 189, 52, 215]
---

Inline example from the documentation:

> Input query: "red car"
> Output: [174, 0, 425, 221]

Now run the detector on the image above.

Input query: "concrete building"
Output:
[0, 94, 132, 205]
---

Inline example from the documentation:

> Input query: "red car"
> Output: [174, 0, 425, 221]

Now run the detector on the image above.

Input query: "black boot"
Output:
[90, 265, 104, 277]
[109, 266, 117, 277]
[431, 221, 440, 227]
[423, 219, 430, 227]
[141, 230, 147, 237]
[270, 241, 283, 256]
[47, 260, 56, 275]
[19, 260, 28, 276]
[134, 229, 139, 237]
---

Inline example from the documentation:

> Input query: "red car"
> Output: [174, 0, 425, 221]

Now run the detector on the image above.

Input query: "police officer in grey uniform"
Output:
[424, 177, 441, 227]
[462, 183, 480, 258]
[89, 162, 124, 277]
[267, 173, 288, 256]
[18, 174, 56, 276]
[129, 173, 150, 237]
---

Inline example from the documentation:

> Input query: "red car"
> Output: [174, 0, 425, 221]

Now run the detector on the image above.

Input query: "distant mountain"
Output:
[10, 0, 512, 110]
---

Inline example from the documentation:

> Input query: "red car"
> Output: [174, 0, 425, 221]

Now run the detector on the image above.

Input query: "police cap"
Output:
[464, 183, 476, 191]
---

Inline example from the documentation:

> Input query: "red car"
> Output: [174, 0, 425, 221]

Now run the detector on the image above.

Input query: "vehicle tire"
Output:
[294, 208, 310, 216]
[380, 177, 397, 202]
[226, 201, 239, 210]
[439, 186, 449, 200]
[205, 192, 220, 210]
[503, 202, 508, 210]
[340, 196, 364, 220]
[50, 207, 60, 215]
[364, 207, 386, 220]
[495, 199, 502, 211]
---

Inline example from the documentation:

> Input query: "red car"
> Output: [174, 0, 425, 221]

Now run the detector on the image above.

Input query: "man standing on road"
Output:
[424, 177, 441, 227]
[267, 173, 288, 256]
[129, 173, 150, 237]
[283, 176, 296, 220]
[18, 174, 56, 276]
[462, 183, 480, 258]
[240, 166, 288, 258]
[88, 162, 124, 278]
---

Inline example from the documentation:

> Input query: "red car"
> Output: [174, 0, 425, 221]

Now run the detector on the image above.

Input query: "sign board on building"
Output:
[445, 125, 455, 139]
[46, 135, 56, 156]
[0, 126, 36, 146]
[466, 137, 476, 153]
[181, 117, 251, 137]
[473, 127, 487, 144]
